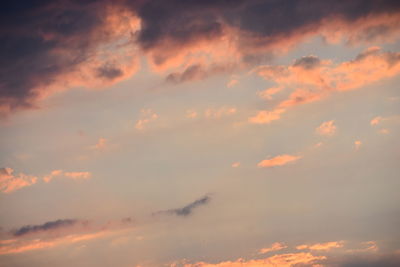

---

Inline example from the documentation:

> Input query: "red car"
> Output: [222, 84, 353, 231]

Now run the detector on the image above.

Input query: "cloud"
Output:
[231, 162, 240, 168]
[2, 1, 400, 116]
[257, 154, 302, 168]
[155, 195, 211, 217]
[90, 138, 107, 151]
[0, 1, 140, 116]
[316, 120, 337, 136]
[183, 252, 325, 267]
[354, 140, 362, 150]
[204, 107, 236, 119]
[0, 167, 37, 193]
[43, 170, 92, 183]
[250, 48, 400, 124]
[135, 109, 158, 130]
[296, 241, 344, 251]
[0, 217, 134, 255]
[259, 242, 287, 254]
[258, 86, 283, 100]
[248, 108, 285, 124]
[13, 219, 80, 237]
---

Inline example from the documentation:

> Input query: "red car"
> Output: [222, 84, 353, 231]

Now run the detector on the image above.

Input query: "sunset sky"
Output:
[1, 1, 400, 266]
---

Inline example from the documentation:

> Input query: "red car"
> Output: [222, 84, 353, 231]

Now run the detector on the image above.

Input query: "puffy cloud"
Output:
[258, 242, 287, 254]
[316, 120, 337, 136]
[257, 154, 302, 168]
[155, 195, 211, 217]
[3, 1, 400, 116]
[0, 167, 37, 193]
[296, 241, 344, 251]
[0, 1, 140, 116]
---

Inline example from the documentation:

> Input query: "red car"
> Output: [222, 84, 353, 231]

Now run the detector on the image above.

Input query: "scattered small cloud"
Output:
[204, 107, 236, 119]
[370, 116, 383, 126]
[0, 168, 37, 193]
[248, 109, 285, 124]
[90, 138, 107, 151]
[257, 154, 302, 168]
[227, 78, 239, 88]
[186, 110, 198, 119]
[231, 162, 241, 168]
[135, 109, 158, 130]
[354, 140, 362, 150]
[379, 128, 390, 134]
[316, 120, 336, 136]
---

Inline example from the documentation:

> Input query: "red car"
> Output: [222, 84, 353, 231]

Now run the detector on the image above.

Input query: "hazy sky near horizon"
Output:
[1, 1, 400, 266]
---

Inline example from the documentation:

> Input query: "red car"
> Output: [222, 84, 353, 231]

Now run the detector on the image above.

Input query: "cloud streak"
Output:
[155, 195, 211, 217]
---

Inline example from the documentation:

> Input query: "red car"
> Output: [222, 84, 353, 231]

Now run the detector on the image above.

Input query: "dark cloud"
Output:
[293, 55, 321, 69]
[328, 253, 400, 267]
[0, 0, 133, 115]
[155, 195, 211, 217]
[13, 219, 79, 236]
[1, 0, 400, 115]
[96, 64, 124, 80]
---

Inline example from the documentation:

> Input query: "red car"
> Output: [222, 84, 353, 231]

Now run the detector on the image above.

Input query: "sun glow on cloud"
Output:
[1, 1, 400, 266]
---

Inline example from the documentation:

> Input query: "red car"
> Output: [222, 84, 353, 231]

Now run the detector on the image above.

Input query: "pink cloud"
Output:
[257, 154, 302, 168]
[0, 168, 37, 193]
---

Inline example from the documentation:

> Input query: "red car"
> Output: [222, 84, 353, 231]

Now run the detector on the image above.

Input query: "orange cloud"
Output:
[354, 140, 362, 150]
[0, 231, 109, 255]
[251, 48, 400, 124]
[370, 116, 383, 126]
[231, 162, 240, 168]
[0, 168, 37, 193]
[183, 252, 325, 267]
[258, 86, 283, 100]
[316, 120, 336, 136]
[257, 154, 302, 168]
[64, 172, 92, 180]
[248, 108, 285, 124]
[296, 241, 344, 251]
[259, 242, 287, 254]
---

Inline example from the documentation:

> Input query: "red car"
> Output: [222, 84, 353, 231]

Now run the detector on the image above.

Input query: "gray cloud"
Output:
[13, 219, 80, 237]
[155, 195, 211, 217]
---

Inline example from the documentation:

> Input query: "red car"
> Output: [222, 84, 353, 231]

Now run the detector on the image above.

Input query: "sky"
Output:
[0, 0, 400, 266]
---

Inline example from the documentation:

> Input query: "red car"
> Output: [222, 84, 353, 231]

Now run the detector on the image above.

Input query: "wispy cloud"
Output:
[155, 195, 211, 217]
[258, 242, 287, 254]
[296, 241, 344, 251]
